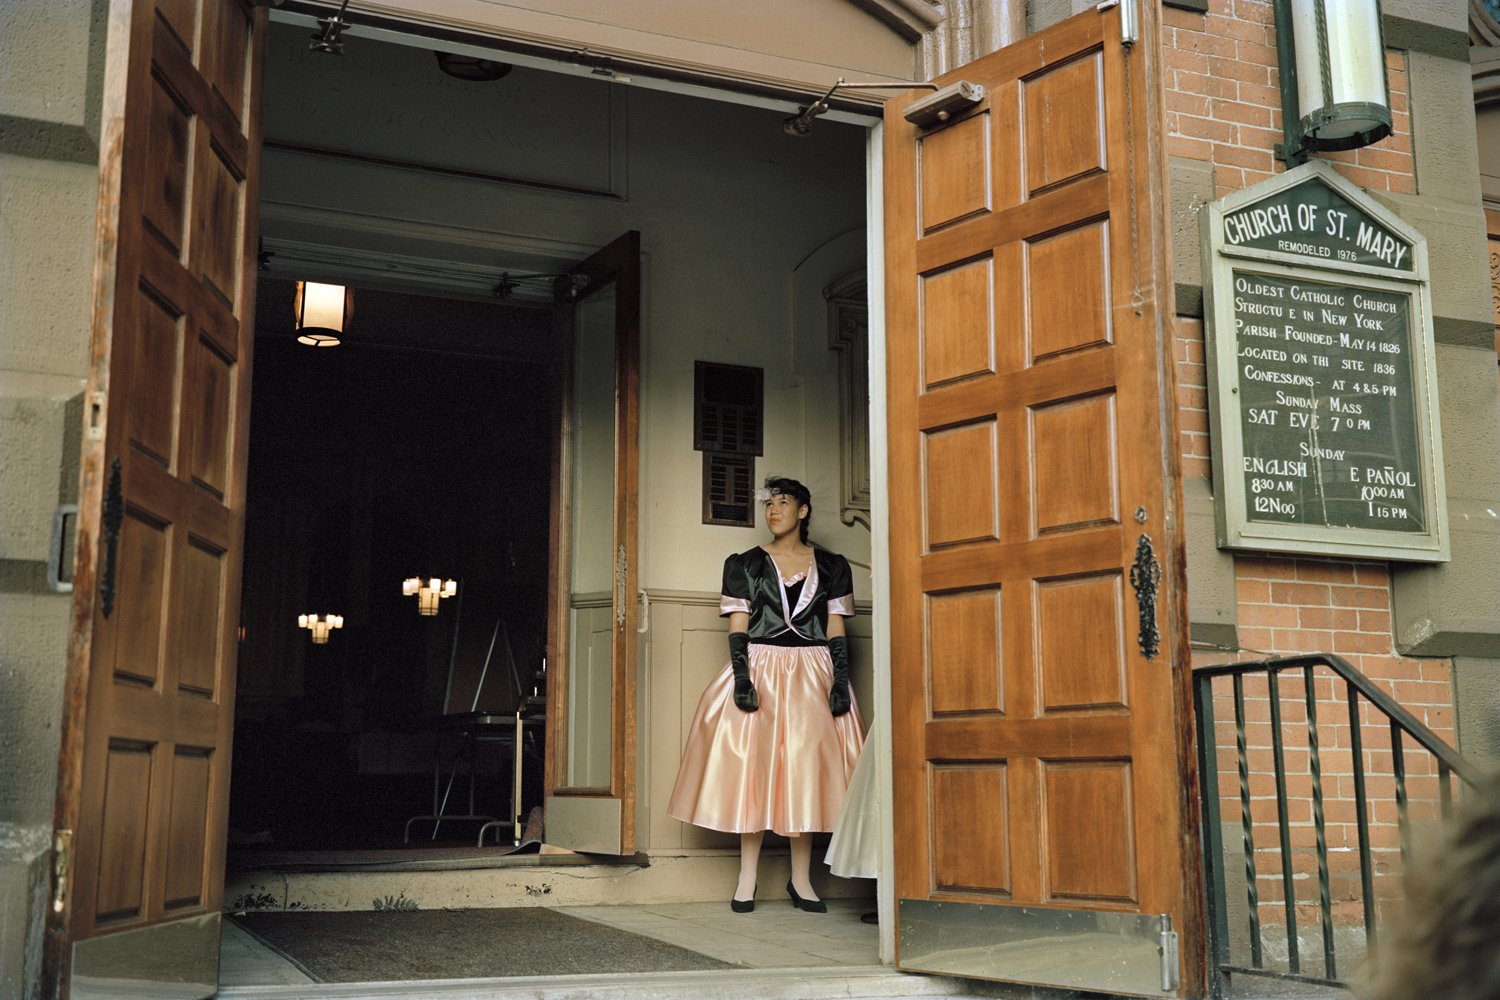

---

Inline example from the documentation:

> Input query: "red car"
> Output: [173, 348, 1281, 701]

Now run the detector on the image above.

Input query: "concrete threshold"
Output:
[216, 964, 1040, 999]
[216, 965, 1353, 1000]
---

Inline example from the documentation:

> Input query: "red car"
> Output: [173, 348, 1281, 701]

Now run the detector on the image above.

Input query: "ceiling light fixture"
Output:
[404, 577, 457, 616]
[435, 52, 513, 81]
[298, 613, 344, 644]
[310, 0, 353, 55]
[293, 280, 353, 347]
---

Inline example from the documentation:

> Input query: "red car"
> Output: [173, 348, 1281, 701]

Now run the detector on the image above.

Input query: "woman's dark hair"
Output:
[764, 476, 812, 544]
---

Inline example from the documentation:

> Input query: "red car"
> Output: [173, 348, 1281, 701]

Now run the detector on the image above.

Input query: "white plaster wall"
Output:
[0, 152, 95, 822]
[0, 150, 94, 1000]
[0, 155, 95, 380]
[0, 8, 100, 993]
[313, 0, 917, 93]
[0, 1, 93, 126]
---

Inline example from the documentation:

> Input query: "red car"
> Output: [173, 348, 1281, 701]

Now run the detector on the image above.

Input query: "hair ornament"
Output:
[753, 487, 773, 503]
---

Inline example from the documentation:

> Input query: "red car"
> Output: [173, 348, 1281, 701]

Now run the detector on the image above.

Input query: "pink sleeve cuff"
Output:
[827, 595, 855, 617]
[720, 596, 752, 616]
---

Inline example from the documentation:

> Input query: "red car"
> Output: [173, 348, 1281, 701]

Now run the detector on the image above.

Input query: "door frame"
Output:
[47, 0, 1197, 989]
[544, 231, 643, 856]
[42, 10, 888, 971]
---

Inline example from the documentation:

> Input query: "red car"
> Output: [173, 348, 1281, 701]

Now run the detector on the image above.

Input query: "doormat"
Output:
[230, 908, 738, 982]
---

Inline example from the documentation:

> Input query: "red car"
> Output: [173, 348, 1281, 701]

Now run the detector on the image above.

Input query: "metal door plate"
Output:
[898, 898, 1177, 995]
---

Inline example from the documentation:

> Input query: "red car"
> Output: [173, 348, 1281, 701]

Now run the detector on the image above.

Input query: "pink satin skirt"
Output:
[668, 643, 864, 836]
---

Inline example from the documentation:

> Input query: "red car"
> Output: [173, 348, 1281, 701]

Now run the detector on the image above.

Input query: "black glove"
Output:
[729, 632, 758, 712]
[828, 636, 851, 716]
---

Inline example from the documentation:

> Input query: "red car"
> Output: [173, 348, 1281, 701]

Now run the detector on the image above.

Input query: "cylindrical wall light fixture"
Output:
[293, 280, 354, 347]
[1274, 0, 1392, 164]
[403, 577, 457, 616]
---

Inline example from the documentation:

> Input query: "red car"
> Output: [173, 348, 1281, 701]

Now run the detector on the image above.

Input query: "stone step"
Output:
[218, 965, 1013, 999]
[217, 965, 1352, 1000]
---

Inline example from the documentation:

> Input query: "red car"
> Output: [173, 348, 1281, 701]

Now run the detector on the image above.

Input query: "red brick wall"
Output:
[1165, 0, 1457, 948]
[1164, 0, 1413, 197]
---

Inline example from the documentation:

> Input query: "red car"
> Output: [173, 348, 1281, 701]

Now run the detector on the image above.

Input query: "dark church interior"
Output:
[228, 278, 552, 853]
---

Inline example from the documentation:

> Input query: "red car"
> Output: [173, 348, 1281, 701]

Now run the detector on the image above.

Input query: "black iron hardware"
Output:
[1128, 533, 1161, 659]
[100, 458, 122, 618]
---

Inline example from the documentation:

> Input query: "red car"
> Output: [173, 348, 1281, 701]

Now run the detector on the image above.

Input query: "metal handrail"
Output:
[1193, 653, 1482, 998]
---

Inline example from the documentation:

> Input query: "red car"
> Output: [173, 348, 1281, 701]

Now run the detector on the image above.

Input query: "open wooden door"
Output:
[885, 3, 1202, 996]
[544, 232, 641, 855]
[44, 1, 266, 997]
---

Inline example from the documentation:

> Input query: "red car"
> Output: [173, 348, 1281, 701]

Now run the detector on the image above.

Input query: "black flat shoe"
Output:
[730, 896, 755, 913]
[786, 880, 827, 913]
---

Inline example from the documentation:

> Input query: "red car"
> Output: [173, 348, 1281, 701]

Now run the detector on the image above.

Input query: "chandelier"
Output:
[298, 613, 344, 644]
[403, 577, 457, 615]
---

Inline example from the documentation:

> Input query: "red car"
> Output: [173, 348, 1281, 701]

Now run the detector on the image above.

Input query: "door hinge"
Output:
[1159, 914, 1179, 992]
[1098, 0, 1139, 47]
[52, 829, 73, 914]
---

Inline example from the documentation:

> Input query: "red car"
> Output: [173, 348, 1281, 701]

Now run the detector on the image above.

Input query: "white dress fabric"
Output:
[825, 727, 881, 878]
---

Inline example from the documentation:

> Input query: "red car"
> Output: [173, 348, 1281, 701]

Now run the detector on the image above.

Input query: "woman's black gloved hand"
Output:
[828, 635, 851, 716]
[729, 632, 758, 712]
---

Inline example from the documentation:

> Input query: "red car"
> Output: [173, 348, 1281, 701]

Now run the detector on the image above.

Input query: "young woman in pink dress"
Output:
[667, 477, 864, 913]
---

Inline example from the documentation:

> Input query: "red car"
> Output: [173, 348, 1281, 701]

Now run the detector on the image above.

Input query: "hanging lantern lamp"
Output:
[293, 280, 354, 347]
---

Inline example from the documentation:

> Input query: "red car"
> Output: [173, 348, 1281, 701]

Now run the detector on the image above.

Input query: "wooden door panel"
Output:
[194, 142, 245, 305]
[49, 1, 265, 995]
[932, 764, 1011, 894]
[115, 509, 171, 684]
[162, 748, 212, 909]
[144, 79, 192, 251]
[1021, 53, 1107, 195]
[202, 0, 252, 119]
[1030, 392, 1118, 532]
[1035, 572, 1126, 712]
[176, 536, 225, 693]
[1041, 760, 1135, 901]
[920, 257, 995, 387]
[922, 420, 999, 548]
[927, 588, 1003, 715]
[187, 334, 236, 498]
[918, 114, 993, 232]
[96, 744, 154, 924]
[888, 3, 1198, 993]
[127, 290, 184, 468]
[1026, 221, 1112, 361]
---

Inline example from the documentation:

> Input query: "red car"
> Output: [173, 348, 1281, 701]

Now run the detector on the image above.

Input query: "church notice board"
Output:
[1202, 160, 1449, 562]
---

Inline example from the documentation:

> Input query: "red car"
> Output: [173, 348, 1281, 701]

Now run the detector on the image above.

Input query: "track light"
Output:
[310, 0, 352, 54]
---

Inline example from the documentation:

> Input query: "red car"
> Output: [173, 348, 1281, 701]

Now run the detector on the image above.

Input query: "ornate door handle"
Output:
[1128, 533, 1161, 660]
[100, 458, 122, 618]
